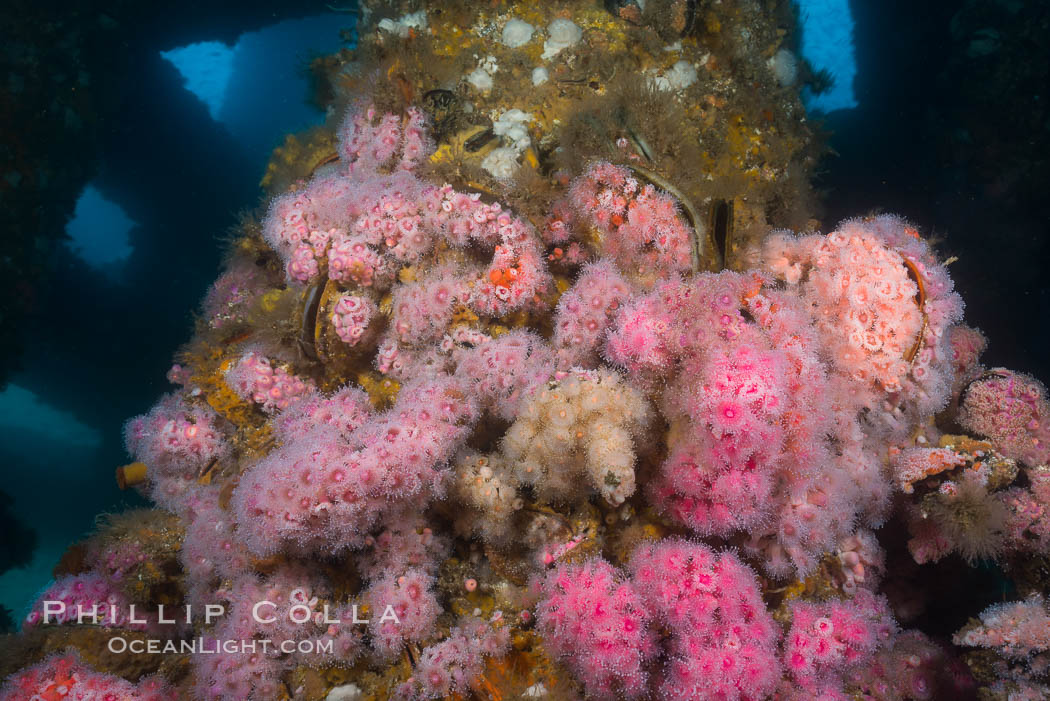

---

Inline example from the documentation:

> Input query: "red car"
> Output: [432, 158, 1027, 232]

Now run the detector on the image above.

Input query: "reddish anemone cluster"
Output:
[0, 653, 174, 701]
[123, 391, 230, 510]
[535, 540, 781, 700]
[960, 369, 1050, 467]
[761, 215, 963, 439]
[23, 96, 1043, 701]
[533, 558, 656, 699]
[231, 375, 476, 556]
[23, 573, 155, 631]
[782, 589, 898, 695]
[567, 162, 695, 282]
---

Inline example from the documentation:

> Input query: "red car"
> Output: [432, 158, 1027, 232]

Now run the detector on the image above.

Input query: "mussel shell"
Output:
[421, 89, 461, 137]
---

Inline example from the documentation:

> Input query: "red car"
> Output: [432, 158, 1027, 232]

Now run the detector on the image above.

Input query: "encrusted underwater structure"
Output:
[3, 1, 1049, 699]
